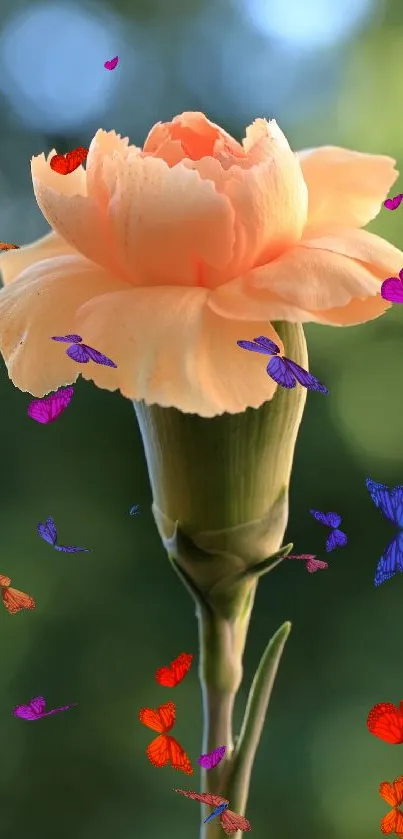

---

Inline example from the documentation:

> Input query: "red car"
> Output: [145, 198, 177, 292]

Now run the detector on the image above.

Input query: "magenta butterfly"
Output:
[384, 194, 403, 211]
[27, 386, 74, 424]
[174, 789, 251, 835]
[13, 696, 77, 720]
[51, 334, 117, 367]
[237, 336, 328, 393]
[381, 269, 403, 304]
[287, 554, 328, 573]
[197, 745, 226, 770]
[37, 516, 91, 554]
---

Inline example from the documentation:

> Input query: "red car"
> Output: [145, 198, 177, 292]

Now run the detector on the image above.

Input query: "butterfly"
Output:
[366, 477, 403, 586]
[197, 745, 226, 770]
[0, 242, 19, 250]
[104, 56, 119, 70]
[237, 335, 328, 393]
[37, 516, 91, 554]
[27, 386, 74, 424]
[13, 696, 77, 720]
[174, 789, 251, 835]
[51, 334, 117, 367]
[379, 776, 403, 835]
[287, 554, 329, 573]
[381, 269, 403, 304]
[384, 194, 403, 211]
[129, 505, 141, 516]
[139, 701, 193, 774]
[367, 701, 403, 744]
[0, 574, 35, 615]
[155, 653, 193, 688]
[50, 147, 88, 175]
[309, 510, 347, 552]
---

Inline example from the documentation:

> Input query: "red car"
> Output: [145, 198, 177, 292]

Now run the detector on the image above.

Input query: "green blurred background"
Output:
[0, 0, 402, 837]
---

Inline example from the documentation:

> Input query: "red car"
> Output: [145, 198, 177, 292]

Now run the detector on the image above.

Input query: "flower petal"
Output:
[0, 230, 77, 285]
[181, 119, 308, 278]
[32, 139, 236, 288]
[0, 254, 130, 395]
[298, 146, 398, 234]
[74, 286, 282, 416]
[208, 228, 403, 326]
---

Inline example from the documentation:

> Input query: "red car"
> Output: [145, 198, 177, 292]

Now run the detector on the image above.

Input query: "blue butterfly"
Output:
[204, 802, 229, 824]
[366, 477, 403, 586]
[309, 509, 348, 552]
[129, 505, 140, 516]
[237, 335, 328, 393]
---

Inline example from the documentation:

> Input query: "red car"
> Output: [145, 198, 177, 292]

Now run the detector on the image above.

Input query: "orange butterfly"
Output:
[380, 776, 403, 835]
[155, 653, 193, 687]
[0, 574, 35, 615]
[0, 243, 19, 250]
[367, 702, 403, 744]
[139, 700, 193, 775]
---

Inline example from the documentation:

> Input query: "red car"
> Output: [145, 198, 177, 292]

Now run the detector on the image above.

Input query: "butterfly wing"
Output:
[37, 516, 57, 546]
[197, 745, 226, 770]
[325, 528, 348, 552]
[374, 532, 403, 586]
[28, 387, 74, 425]
[220, 809, 252, 835]
[236, 340, 271, 355]
[13, 703, 39, 720]
[155, 652, 193, 688]
[51, 335, 82, 343]
[29, 696, 46, 715]
[167, 736, 194, 774]
[380, 778, 403, 807]
[283, 358, 328, 394]
[66, 343, 89, 363]
[267, 356, 296, 388]
[252, 336, 280, 353]
[146, 733, 171, 768]
[139, 701, 176, 733]
[305, 558, 328, 573]
[367, 702, 403, 743]
[81, 344, 117, 368]
[381, 809, 399, 835]
[0, 242, 19, 250]
[2, 586, 35, 614]
[174, 789, 228, 807]
[310, 510, 342, 528]
[55, 545, 91, 553]
[0, 574, 11, 587]
[381, 277, 403, 304]
[366, 478, 403, 526]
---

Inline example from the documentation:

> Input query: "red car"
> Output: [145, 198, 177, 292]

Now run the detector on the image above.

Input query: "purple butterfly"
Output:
[237, 336, 328, 393]
[37, 516, 91, 554]
[13, 696, 77, 720]
[51, 334, 117, 367]
[309, 510, 347, 552]
[197, 745, 226, 770]
[384, 194, 403, 211]
[287, 554, 329, 573]
[381, 269, 403, 304]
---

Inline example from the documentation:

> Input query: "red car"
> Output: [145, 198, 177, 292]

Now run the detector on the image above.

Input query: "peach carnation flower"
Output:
[0, 112, 401, 417]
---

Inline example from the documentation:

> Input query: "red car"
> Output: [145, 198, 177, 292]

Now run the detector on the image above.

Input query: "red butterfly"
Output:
[379, 776, 403, 835]
[367, 701, 403, 744]
[139, 701, 193, 775]
[174, 789, 251, 835]
[0, 574, 35, 615]
[155, 652, 193, 687]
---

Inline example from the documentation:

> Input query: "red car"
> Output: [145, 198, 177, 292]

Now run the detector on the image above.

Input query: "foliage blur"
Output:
[0, 0, 402, 837]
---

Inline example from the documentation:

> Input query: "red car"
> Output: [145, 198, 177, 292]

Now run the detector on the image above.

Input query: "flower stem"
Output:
[196, 581, 258, 839]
